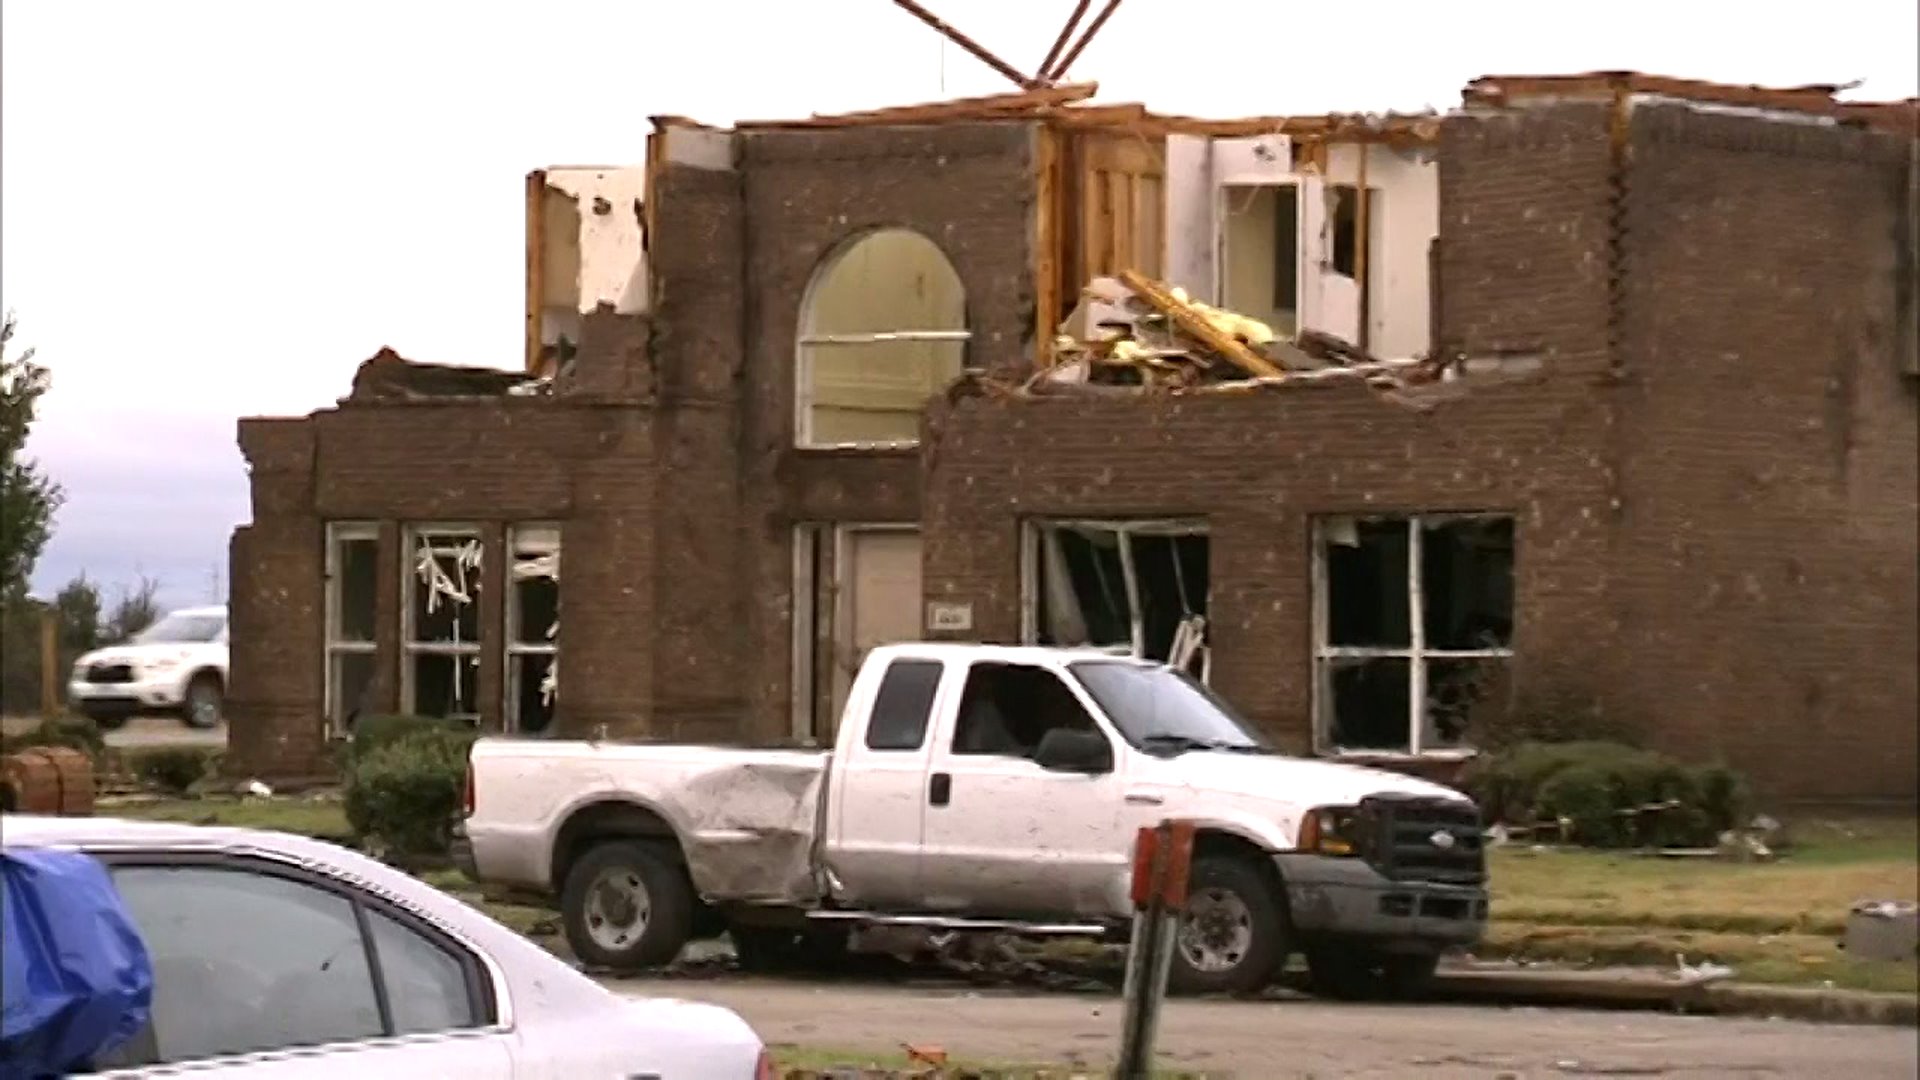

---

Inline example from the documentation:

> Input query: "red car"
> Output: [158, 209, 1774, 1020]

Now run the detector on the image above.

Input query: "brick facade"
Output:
[231, 104, 1915, 800]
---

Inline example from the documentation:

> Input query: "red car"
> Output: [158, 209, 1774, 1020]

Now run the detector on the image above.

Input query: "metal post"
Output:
[39, 605, 59, 719]
[1116, 820, 1194, 1080]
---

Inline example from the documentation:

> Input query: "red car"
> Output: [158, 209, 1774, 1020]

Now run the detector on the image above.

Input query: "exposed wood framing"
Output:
[1072, 131, 1165, 286]
[1036, 0, 1091, 84]
[888, 0, 1036, 89]
[1033, 123, 1065, 369]
[524, 169, 545, 373]
[1355, 144, 1370, 354]
[1046, 0, 1124, 84]
[735, 83, 1097, 131]
[1117, 269, 1283, 379]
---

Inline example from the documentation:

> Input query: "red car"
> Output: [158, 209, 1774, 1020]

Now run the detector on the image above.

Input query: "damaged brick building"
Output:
[228, 74, 1919, 802]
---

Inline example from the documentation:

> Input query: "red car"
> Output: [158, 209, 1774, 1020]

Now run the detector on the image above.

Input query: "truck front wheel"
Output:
[1168, 855, 1289, 995]
[560, 840, 694, 972]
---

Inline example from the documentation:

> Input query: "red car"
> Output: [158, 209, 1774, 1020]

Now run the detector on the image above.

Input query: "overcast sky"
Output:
[3, 0, 1915, 611]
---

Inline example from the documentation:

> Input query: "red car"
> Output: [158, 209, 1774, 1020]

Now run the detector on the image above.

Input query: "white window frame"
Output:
[505, 523, 560, 734]
[1019, 517, 1212, 681]
[402, 523, 484, 723]
[794, 229, 973, 451]
[323, 522, 379, 739]
[1310, 512, 1514, 759]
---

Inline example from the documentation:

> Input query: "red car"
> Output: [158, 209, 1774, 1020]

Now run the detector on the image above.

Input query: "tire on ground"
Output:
[1167, 854, 1289, 996]
[1304, 945, 1440, 1000]
[560, 839, 694, 972]
[181, 673, 224, 730]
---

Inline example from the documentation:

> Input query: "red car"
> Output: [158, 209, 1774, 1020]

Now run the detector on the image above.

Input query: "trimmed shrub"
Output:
[1464, 739, 1749, 849]
[344, 726, 476, 858]
[347, 714, 472, 766]
[0, 716, 107, 761]
[126, 746, 220, 796]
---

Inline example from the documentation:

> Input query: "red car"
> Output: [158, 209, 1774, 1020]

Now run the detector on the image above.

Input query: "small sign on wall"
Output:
[926, 600, 974, 634]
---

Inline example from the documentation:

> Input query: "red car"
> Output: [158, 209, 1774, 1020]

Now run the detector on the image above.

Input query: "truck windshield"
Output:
[1068, 661, 1272, 756]
[132, 613, 225, 644]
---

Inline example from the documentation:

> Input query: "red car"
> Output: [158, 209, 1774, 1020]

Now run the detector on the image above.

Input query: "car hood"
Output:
[75, 644, 210, 667]
[1147, 749, 1472, 808]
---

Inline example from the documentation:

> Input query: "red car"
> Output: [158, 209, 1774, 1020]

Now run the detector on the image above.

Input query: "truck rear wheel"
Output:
[1305, 945, 1440, 1000]
[1168, 855, 1289, 995]
[560, 840, 693, 972]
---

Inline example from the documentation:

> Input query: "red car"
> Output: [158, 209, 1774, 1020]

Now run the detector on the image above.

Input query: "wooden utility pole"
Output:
[1116, 819, 1195, 1079]
[39, 605, 59, 719]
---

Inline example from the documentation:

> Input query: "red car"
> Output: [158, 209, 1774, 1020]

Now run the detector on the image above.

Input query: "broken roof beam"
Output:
[735, 82, 1098, 131]
[1463, 72, 1850, 116]
[1045, 0, 1123, 83]
[1116, 270, 1285, 380]
[889, 0, 1037, 89]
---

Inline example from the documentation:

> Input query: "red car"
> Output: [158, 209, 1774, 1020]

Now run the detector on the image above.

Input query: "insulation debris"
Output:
[1030, 271, 1443, 395]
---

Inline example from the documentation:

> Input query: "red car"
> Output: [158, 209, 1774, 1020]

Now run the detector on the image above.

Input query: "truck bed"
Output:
[466, 737, 830, 902]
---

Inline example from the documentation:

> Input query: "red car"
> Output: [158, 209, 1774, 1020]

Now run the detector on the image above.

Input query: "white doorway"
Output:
[791, 524, 924, 742]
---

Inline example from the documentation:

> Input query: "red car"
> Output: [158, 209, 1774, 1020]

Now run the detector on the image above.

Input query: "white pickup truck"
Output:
[459, 644, 1488, 998]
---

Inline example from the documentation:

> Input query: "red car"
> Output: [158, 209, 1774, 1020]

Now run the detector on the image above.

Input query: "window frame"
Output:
[1019, 517, 1212, 681]
[504, 523, 561, 734]
[948, 660, 1109, 762]
[793, 228, 973, 451]
[402, 522, 485, 723]
[861, 657, 945, 752]
[1310, 511, 1515, 759]
[86, 849, 503, 1072]
[324, 522, 380, 740]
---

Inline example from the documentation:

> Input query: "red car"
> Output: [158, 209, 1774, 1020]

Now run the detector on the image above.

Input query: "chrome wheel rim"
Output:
[1178, 887, 1255, 973]
[584, 867, 651, 951]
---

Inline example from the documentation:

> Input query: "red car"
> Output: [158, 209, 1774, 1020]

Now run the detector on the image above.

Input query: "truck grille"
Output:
[87, 663, 135, 685]
[1357, 794, 1486, 886]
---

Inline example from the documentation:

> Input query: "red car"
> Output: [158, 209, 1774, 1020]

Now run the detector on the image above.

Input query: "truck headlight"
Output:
[1298, 805, 1362, 856]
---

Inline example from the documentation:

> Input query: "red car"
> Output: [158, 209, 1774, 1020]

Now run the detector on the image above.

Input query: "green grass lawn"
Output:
[102, 796, 1917, 994]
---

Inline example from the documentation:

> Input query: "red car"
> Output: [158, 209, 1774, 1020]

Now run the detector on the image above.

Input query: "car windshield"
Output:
[132, 613, 225, 644]
[1068, 661, 1273, 756]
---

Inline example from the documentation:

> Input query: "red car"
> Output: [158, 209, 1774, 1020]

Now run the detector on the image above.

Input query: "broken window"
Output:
[404, 526, 482, 724]
[797, 228, 970, 449]
[1313, 514, 1515, 754]
[1026, 520, 1211, 682]
[324, 523, 379, 736]
[506, 525, 559, 735]
[1220, 183, 1300, 338]
[950, 662, 1102, 760]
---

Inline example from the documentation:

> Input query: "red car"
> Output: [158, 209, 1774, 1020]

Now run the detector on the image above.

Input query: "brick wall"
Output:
[1610, 103, 1918, 800]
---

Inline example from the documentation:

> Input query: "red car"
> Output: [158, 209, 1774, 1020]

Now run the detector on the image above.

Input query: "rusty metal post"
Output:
[1116, 819, 1194, 1080]
[39, 605, 59, 719]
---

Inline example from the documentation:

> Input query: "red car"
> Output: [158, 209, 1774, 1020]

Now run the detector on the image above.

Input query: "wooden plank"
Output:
[736, 83, 1096, 130]
[1033, 124, 1063, 369]
[1117, 270, 1284, 379]
[524, 169, 546, 373]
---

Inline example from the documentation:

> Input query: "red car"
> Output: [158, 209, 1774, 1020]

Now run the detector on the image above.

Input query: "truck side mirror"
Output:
[1034, 728, 1113, 774]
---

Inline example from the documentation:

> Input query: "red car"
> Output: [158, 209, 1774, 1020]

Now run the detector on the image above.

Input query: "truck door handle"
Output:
[929, 772, 952, 807]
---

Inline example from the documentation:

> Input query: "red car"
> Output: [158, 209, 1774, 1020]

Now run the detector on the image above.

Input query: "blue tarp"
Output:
[1, 848, 154, 1079]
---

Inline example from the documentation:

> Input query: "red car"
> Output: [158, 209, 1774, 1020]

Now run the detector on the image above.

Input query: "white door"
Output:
[830, 528, 923, 733]
[918, 662, 1126, 919]
[1298, 175, 1363, 347]
[824, 655, 952, 908]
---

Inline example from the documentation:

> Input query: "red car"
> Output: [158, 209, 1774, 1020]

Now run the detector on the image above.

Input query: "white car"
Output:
[4, 815, 771, 1079]
[68, 605, 230, 730]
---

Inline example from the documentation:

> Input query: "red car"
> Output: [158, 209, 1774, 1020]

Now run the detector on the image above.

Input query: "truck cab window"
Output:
[951, 662, 1097, 758]
[864, 659, 944, 750]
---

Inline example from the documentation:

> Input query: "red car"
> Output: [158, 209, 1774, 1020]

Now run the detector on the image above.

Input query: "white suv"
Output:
[69, 605, 229, 731]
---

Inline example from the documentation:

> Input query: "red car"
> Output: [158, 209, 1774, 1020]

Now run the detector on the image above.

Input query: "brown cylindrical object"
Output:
[2, 747, 96, 816]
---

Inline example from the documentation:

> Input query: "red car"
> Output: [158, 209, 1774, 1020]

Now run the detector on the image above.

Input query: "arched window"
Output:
[796, 228, 969, 448]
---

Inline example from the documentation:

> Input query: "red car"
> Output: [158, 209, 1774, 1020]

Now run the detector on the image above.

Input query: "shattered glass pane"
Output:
[1323, 655, 1411, 751]
[331, 535, 378, 643]
[327, 650, 374, 731]
[1037, 527, 1131, 649]
[1130, 533, 1210, 663]
[511, 532, 559, 646]
[1421, 517, 1515, 649]
[510, 653, 555, 735]
[411, 533, 481, 644]
[1324, 518, 1411, 647]
[1425, 657, 1510, 749]
[411, 653, 480, 720]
